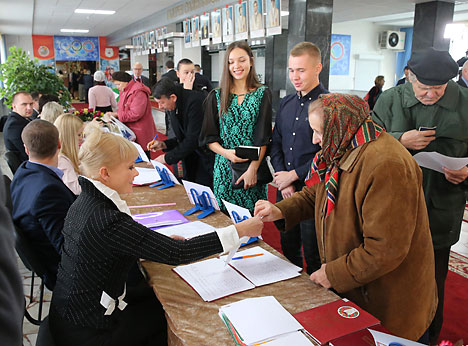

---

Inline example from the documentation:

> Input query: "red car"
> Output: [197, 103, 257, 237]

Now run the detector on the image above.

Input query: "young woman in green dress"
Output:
[200, 40, 272, 212]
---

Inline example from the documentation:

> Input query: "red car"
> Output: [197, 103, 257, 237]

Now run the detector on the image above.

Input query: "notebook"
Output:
[173, 246, 301, 302]
[293, 298, 380, 345]
[132, 210, 189, 229]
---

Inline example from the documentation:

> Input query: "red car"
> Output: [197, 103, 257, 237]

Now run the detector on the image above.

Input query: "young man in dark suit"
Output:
[161, 60, 179, 82]
[11, 120, 76, 289]
[148, 78, 214, 186]
[3, 91, 34, 163]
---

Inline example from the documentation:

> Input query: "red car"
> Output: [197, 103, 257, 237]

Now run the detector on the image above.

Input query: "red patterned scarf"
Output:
[305, 94, 384, 217]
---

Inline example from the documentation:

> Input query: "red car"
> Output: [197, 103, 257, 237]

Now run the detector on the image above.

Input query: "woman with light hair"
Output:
[40, 101, 64, 123]
[48, 130, 263, 346]
[53, 113, 84, 195]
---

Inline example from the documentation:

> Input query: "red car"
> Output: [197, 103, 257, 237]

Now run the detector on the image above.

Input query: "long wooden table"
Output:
[123, 182, 339, 345]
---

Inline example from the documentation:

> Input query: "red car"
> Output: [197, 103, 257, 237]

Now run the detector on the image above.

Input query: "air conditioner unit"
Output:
[379, 31, 406, 50]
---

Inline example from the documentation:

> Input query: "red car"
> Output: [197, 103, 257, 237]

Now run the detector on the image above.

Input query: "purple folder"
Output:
[133, 210, 189, 230]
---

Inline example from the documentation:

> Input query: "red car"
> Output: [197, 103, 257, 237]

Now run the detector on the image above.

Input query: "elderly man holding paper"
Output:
[372, 47, 468, 345]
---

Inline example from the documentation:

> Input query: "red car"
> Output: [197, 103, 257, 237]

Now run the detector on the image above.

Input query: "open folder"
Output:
[173, 246, 301, 302]
[219, 296, 313, 346]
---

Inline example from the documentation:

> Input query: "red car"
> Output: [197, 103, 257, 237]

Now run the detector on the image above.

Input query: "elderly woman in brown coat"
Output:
[255, 93, 437, 343]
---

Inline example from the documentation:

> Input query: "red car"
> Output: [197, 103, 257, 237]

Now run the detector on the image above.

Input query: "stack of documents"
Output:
[153, 220, 216, 238]
[219, 296, 314, 346]
[173, 246, 301, 301]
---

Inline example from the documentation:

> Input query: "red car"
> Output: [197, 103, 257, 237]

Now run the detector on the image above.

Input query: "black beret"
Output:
[407, 47, 458, 85]
[111, 71, 132, 83]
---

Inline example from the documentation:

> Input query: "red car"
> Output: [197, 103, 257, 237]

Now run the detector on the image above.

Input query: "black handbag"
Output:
[230, 159, 273, 189]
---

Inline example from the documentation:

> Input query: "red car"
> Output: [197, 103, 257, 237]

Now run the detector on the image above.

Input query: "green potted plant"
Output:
[0, 46, 71, 108]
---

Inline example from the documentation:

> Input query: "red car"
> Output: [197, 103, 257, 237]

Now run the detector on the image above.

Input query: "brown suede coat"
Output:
[276, 132, 437, 340]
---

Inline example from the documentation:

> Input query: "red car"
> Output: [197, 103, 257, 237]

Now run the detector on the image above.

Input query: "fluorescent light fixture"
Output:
[75, 9, 116, 15]
[281, 11, 289, 16]
[60, 29, 89, 33]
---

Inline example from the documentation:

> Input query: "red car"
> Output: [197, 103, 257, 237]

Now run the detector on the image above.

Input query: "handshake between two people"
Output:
[233, 200, 285, 238]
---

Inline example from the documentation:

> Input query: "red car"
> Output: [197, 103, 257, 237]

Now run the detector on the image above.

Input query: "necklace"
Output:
[237, 93, 246, 97]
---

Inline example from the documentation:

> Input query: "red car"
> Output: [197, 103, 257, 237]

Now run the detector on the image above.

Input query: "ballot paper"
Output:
[219, 296, 304, 345]
[174, 247, 301, 301]
[181, 180, 220, 210]
[150, 160, 180, 185]
[131, 142, 149, 162]
[154, 220, 215, 238]
[133, 167, 161, 185]
[221, 246, 301, 286]
[173, 257, 255, 302]
[369, 329, 425, 346]
[222, 200, 251, 263]
[413, 151, 468, 174]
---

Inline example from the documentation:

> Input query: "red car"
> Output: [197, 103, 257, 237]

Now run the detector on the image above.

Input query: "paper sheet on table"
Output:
[182, 180, 220, 210]
[150, 160, 180, 185]
[173, 257, 255, 302]
[219, 296, 303, 345]
[265, 331, 314, 345]
[222, 200, 251, 263]
[220, 246, 301, 286]
[133, 167, 161, 185]
[369, 329, 425, 346]
[131, 142, 149, 162]
[153, 221, 215, 238]
[413, 151, 468, 174]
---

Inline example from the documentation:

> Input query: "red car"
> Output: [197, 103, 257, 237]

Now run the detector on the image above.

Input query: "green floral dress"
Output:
[201, 86, 272, 212]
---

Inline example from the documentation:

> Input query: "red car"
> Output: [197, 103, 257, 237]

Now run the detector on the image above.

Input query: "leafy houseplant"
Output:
[0, 46, 71, 108]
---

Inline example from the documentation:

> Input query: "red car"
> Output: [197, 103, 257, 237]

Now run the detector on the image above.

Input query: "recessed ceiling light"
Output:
[60, 29, 90, 33]
[75, 9, 116, 15]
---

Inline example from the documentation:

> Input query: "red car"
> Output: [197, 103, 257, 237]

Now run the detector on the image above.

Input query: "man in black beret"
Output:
[373, 47, 468, 345]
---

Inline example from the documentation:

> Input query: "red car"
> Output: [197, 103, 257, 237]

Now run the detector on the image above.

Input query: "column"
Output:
[412, 1, 454, 51]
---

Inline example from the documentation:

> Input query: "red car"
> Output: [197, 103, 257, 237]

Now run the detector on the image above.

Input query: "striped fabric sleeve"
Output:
[105, 213, 224, 265]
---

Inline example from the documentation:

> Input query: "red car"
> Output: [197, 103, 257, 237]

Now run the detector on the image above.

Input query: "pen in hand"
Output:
[148, 133, 158, 150]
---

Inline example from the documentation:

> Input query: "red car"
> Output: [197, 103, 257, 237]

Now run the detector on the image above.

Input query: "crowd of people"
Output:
[1, 40, 468, 346]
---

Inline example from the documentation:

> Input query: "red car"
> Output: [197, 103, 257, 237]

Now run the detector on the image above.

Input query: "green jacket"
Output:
[373, 81, 468, 249]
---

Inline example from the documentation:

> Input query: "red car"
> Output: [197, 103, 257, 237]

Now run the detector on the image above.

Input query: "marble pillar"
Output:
[413, 1, 454, 51]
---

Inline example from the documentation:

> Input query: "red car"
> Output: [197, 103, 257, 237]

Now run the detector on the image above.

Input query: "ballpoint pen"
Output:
[149, 133, 158, 148]
[231, 253, 264, 260]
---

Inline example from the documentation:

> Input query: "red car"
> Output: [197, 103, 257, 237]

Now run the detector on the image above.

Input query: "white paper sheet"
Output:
[133, 167, 161, 185]
[150, 160, 180, 185]
[369, 329, 425, 346]
[153, 221, 215, 239]
[219, 296, 303, 345]
[131, 142, 149, 162]
[221, 246, 301, 286]
[173, 258, 254, 302]
[413, 151, 468, 174]
[222, 200, 251, 264]
[266, 331, 314, 346]
[182, 180, 220, 210]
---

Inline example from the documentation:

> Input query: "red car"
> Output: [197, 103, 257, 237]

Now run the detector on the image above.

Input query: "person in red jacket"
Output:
[110, 71, 156, 157]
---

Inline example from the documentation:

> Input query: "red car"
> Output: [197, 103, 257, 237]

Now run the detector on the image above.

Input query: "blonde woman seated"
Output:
[53, 114, 84, 195]
[40, 101, 64, 123]
[48, 130, 263, 346]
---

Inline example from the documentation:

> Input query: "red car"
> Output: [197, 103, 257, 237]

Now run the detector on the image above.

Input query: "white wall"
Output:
[4, 35, 33, 58]
[173, 39, 202, 68]
[130, 53, 150, 77]
[329, 21, 402, 96]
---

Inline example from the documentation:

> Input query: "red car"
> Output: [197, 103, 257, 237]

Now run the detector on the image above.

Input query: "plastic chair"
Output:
[4, 151, 22, 175]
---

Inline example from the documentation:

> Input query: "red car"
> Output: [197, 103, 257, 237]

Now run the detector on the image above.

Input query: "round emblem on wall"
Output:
[38, 46, 49, 57]
[337, 306, 360, 319]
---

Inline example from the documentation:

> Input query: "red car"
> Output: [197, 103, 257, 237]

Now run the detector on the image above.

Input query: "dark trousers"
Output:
[429, 247, 451, 345]
[276, 185, 321, 275]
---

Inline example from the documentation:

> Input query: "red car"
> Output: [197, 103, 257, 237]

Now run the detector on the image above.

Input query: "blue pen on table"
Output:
[231, 253, 263, 260]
